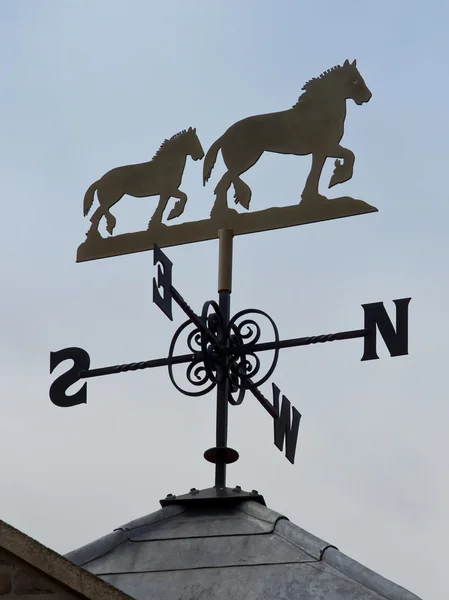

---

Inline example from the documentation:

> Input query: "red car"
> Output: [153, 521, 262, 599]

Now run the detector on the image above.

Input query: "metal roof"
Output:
[66, 486, 421, 600]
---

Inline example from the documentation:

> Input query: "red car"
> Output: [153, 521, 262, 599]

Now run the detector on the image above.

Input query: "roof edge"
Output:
[0, 521, 133, 600]
[64, 528, 128, 566]
[117, 503, 185, 531]
[65, 504, 185, 566]
[322, 547, 423, 600]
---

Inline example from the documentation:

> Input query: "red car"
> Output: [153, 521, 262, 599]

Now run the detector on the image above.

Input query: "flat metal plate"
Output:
[129, 508, 273, 541]
[85, 532, 314, 574]
[99, 561, 387, 600]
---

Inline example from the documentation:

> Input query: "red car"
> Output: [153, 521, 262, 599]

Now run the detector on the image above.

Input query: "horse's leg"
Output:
[104, 210, 117, 235]
[86, 206, 104, 237]
[148, 194, 170, 228]
[210, 172, 233, 217]
[328, 146, 355, 188]
[300, 152, 327, 204]
[167, 189, 188, 221]
[96, 186, 123, 235]
[232, 177, 252, 210]
[222, 145, 261, 210]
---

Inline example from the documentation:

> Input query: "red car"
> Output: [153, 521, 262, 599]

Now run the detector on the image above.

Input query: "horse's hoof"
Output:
[85, 229, 102, 239]
[235, 199, 250, 210]
[147, 221, 165, 230]
[329, 161, 351, 188]
[329, 174, 349, 188]
[300, 193, 329, 205]
[234, 194, 251, 210]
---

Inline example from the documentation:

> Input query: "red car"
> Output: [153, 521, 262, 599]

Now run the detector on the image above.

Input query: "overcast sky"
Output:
[0, 1, 447, 598]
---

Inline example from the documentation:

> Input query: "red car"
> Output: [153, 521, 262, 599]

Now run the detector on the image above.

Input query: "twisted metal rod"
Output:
[79, 327, 368, 380]
[238, 328, 368, 354]
[170, 287, 218, 346]
[80, 352, 197, 379]
[248, 383, 278, 419]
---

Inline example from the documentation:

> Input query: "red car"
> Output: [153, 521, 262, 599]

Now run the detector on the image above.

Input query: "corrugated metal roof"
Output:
[66, 488, 422, 600]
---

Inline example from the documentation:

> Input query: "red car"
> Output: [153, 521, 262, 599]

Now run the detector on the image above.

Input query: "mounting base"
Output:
[160, 485, 266, 508]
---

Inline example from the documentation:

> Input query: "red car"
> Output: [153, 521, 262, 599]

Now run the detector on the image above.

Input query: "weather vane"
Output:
[50, 60, 411, 485]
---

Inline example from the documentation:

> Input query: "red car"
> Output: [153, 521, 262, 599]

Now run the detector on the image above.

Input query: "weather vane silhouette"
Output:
[50, 60, 411, 484]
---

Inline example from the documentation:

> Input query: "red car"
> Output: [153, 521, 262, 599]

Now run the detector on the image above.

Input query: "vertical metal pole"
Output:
[215, 228, 233, 488]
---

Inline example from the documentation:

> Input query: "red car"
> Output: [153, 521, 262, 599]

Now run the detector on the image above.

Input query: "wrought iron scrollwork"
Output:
[200, 300, 225, 384]
[227, 309, 280, 390]
[60, 242, 411, 474]
[167, 303, 280, 403]
[168, 320, 215, 397]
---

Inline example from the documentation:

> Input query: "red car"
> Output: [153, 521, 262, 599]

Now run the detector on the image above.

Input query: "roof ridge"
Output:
[274, 516, 335, 560]
[322, 547, 423, 600]
[236, 500, 287, 525]
[116, 504, 185, 532]
[64, 529, 128, 567]
[254, 508, 422, 599]
[63, 500, 422, 599]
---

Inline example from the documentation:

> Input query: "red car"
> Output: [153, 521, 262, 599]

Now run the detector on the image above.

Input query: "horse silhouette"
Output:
[84, 127, 204, 236]
[203, 60, 371, 215]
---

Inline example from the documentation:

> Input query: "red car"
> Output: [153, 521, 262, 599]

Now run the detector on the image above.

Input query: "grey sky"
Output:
[0, 1, 447, 598]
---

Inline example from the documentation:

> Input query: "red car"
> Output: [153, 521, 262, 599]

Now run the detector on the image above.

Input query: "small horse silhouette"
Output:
[84, 127, 204, 236]
[203, 60, 371, 215]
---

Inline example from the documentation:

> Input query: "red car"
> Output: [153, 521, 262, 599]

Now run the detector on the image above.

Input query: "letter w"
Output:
[272, 383, 301, 464]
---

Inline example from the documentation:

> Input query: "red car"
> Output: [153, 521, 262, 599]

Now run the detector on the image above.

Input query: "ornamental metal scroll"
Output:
[50, 242, 412, 468]
[77, 59, 376, 263]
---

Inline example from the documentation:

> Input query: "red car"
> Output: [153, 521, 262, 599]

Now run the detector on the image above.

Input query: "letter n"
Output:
[272, 383, 301, 464]
[361, 298, 411, 361]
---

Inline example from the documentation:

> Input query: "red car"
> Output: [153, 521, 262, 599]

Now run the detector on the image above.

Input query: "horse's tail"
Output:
[83, 181, 98, 216]
[203, 137, 223, 186]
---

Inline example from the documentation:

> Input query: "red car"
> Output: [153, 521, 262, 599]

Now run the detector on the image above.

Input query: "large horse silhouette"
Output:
[203, 60, 371, 215]
[84, 127, 204, 236]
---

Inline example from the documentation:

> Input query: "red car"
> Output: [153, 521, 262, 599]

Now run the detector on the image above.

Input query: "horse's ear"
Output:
[351, 59, 357, 67]
[344, 59, 350, 67]
[188, 126, 192, 132]
[193, 127, 196, 133]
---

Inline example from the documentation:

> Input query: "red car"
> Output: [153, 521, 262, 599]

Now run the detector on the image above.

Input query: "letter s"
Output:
[49, 347, 90, 407]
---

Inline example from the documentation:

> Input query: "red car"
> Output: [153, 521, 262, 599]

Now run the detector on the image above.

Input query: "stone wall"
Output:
[0, 520, 133, 600]
[0, 548, 77, 600]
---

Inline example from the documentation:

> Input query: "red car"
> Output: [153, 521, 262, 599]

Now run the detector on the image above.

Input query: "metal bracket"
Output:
[160, 486, 266, 508]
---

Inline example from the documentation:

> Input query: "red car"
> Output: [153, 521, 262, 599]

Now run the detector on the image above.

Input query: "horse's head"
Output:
[186, 127, 205, 161]
[341, 59, 372, 105]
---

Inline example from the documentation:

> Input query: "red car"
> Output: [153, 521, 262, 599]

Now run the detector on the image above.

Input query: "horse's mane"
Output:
[152, 129, 188, 160]
[294, 63, 345, 107]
